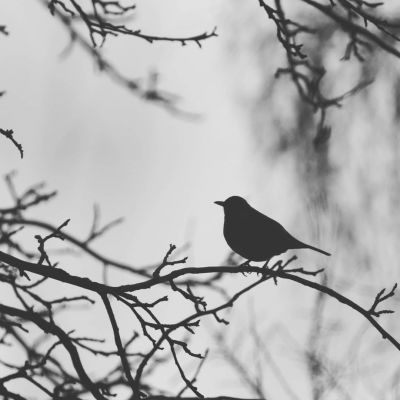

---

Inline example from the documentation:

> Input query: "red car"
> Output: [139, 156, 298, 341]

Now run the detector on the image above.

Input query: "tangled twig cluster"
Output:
[259, 0, 400, 144]
[0, 175, 398, 399]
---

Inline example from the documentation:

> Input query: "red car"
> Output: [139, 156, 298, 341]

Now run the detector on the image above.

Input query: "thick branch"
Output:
[1, 250, 399, 355]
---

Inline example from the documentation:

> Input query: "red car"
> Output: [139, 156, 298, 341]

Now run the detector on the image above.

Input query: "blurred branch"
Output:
[2, 243, 396, 355]
[0, 25, 8, 35]
[146, 397, 264, 400]
[258, 0, 400, 143]
[84, 203, 123, 245]
[1, 193, 400, 399]
[101, 294, 138, 394]
[251, 323, 300, 400]
[0, 177, 225, 294]
[0, 129, 23, 159]
[47, 0, 217, 47]
[301, 0, 400, 58]
[213, 330, 266, 397]
[0, 33, 15, 157]
[176, 349, 209, 397]
[259, 0, 373, 142]
[39, 0, 215, 117]
[0, 303, 107, 400]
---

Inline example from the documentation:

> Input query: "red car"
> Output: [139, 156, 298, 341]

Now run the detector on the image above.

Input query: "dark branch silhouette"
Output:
[2, 1, 400, 398]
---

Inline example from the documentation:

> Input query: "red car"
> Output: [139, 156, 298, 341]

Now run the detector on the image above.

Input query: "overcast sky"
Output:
[0, 2, 274, 396]
[0, 1, 266, 269]
[4, 2, 399, 398]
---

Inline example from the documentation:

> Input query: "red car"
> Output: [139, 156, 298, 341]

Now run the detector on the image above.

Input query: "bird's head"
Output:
[214, 196, 249, 214]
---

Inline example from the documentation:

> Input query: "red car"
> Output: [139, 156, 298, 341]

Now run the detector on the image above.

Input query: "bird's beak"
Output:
[214, 201, 224, 207]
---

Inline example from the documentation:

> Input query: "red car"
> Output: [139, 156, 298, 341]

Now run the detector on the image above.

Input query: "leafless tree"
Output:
[217, 1, 400, 399]
[2, 1, 400, 400]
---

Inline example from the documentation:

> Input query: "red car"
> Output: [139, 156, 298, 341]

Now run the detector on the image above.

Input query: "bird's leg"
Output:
[240, 259, 251, 276]
[269, 259, 285, 271]
[262, 258, 271, 269]
[262, 258, 280, 284]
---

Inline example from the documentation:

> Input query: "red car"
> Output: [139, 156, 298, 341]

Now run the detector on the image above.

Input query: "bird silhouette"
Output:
[215, 196, 330, 262]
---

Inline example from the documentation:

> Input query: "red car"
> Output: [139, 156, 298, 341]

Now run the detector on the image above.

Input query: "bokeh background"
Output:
[2, 1, 400, 399]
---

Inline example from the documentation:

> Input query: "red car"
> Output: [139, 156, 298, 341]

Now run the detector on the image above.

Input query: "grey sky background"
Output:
[1, 1, 256, 267]
[0, 1, 275, 396]
[3, 1, 400, 398]
[0, 1, 314, 269]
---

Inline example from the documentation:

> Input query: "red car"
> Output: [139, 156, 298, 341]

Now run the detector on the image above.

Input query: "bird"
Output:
[215, 196, 330, 263]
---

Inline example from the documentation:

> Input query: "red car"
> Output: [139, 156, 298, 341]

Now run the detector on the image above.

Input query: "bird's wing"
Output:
[249, 207, 304, 249]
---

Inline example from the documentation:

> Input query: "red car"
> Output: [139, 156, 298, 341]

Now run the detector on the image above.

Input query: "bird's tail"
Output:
[305, 244, 331, 256]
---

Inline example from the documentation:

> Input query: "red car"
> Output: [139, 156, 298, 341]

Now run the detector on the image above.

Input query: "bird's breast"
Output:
[223, 216, 287, 261]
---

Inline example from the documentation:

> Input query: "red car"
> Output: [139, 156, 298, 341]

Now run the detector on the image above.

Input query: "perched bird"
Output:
[215, 196, 330, 262]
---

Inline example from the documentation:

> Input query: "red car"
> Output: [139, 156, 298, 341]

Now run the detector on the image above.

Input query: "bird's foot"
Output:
[240, 260, 251, 276]
[262, 258, 271, 269]
[267, 259, 285, 271]
[261, 258, 280, 284]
